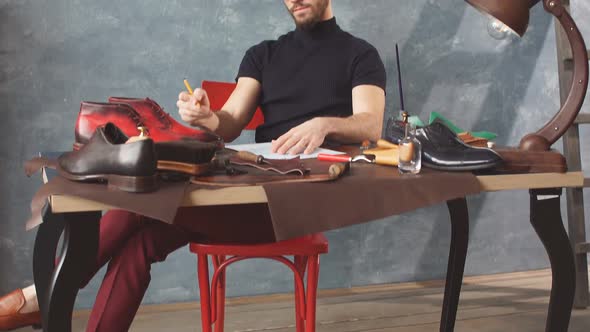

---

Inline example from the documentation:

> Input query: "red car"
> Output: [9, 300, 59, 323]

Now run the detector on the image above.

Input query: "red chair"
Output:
[189, 81, 329, 332]
[202, 80, 264, 130]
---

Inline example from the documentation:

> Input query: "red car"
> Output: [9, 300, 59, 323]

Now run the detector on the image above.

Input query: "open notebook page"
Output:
[226, 142, 345, 160]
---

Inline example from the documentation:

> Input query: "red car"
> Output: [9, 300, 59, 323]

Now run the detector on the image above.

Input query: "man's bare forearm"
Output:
[323, 112, 383, 143]
[206, 110, 247, 143]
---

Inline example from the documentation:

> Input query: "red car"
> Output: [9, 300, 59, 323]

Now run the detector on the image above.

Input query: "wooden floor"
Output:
[19, 268, 590, 331]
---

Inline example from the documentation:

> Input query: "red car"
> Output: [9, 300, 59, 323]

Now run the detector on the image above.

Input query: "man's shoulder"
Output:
[340, 31, 379, 54]
[248, 31, 295, 52]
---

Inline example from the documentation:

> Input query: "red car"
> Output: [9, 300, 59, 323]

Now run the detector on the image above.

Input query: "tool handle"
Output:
[236, 151, 263, 164]
[317, 153, 351, 162]
[363, 148, 399, 166]
[376, 139, 399, 149]
[328, 163, 347, 179]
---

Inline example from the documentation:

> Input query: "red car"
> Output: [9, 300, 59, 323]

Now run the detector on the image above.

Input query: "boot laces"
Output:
[124, 107, 149, 135]
[148, 99, 172, 126]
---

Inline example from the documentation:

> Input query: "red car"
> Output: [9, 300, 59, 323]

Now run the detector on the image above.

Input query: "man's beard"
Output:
[287, 0, 329, 31]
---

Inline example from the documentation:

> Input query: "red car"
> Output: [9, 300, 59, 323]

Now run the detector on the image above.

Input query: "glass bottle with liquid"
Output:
[398, 114, 422, 174]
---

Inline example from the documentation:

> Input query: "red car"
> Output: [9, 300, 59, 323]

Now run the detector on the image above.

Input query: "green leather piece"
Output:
[469, 131, 497, 140]
[428, 111, 497, 140]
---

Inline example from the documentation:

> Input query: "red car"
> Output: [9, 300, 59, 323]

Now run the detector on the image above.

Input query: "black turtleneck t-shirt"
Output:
[236, 18, 386, 143]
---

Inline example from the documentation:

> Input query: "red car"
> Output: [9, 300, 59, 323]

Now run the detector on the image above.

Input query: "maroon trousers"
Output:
[82, 204, 275, 332]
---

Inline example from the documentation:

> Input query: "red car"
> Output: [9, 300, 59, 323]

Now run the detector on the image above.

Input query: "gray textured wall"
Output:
[1, 0, 589, 309]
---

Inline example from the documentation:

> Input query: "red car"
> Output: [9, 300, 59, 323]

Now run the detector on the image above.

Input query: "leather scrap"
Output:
[191, 157, 345, 186]
[229, 155, 310, 175]
[262, 165, 482, 241]
[27, 176, 189, 230]
[24, 156, 57, 177]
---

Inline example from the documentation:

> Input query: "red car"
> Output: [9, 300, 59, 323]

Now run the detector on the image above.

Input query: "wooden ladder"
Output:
[557, 0, 590, 309]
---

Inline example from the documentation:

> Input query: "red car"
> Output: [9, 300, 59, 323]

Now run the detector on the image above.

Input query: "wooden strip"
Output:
[554, 12, 573, 104]
[476, 171, 584, 192]
[575, 113, 590, 124]
[576, 242, 590, 253]
[562, 51, 589, 65]
[181, 186, 268, 206]
[51, 186, 268, 213]
[562, 122, 589, 308]
[157, 160, 211, 176]
[563, 124, 582, 171]
[51, 196, 114, 213]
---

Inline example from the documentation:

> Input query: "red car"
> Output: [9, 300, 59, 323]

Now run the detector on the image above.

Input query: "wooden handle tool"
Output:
[362, 148, 399, 166]
[236, 151, 267, 164]
[376, 139, 399, 149]
[328, 163, 348, 179]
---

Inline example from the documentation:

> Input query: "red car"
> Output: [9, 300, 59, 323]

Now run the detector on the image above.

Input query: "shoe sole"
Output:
[157, 160, 211, 176]
[57, 166, 158, 193]
[423, 159, 503, 172]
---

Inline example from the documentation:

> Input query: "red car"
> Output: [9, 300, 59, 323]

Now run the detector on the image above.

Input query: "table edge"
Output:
[49, 172, 585, 213]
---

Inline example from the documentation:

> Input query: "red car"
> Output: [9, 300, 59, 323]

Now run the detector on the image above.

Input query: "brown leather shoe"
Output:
[0, 289, 41, 330]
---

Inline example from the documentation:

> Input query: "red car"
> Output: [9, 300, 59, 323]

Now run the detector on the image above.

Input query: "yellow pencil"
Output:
[183, 79, 194, 95]
[183, 79, 201, 107]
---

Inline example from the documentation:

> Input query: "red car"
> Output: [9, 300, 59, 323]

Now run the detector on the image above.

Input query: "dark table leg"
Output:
[33, 205, 100, 332]
[33, 204, 65, 330]
[529, 188, 576, 332]
[440, 197, 469, 332]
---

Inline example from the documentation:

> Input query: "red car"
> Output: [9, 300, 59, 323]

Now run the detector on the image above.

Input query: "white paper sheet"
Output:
[226, 142, 345, 160]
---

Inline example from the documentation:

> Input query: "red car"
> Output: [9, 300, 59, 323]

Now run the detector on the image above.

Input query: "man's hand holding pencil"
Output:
[177, 80, 219, 131]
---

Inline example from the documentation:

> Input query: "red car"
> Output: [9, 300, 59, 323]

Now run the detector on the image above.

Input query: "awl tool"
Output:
[235, 151, 271, 164]
[362, 147, 399, 166]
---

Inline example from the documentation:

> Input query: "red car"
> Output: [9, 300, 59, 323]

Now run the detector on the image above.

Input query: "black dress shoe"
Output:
[386, 120, 503, 171]
[58, 123, 158, 192]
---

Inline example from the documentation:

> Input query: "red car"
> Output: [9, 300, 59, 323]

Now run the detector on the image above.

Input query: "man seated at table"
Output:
[0, 0, 386, 331]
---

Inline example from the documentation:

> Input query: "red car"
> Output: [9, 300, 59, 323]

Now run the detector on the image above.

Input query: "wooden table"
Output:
[34, 171, 584, 332]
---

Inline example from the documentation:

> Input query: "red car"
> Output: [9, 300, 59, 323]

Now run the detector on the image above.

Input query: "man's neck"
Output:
[321, 6, 333, 21]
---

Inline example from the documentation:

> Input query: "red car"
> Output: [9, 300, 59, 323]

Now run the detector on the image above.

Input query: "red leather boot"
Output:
[74, 102, 147, 150]
[108, 97, 223, 146]
[74, 101, 223, 150]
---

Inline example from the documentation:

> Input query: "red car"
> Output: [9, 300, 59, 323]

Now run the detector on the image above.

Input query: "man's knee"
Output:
[100, 210, 145, 236]
[121, 221, 190, 264]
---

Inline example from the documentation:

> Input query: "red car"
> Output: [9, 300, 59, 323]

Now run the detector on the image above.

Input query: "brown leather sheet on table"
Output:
[27, 176, 189, 230]
[27, 158, 481, 243]
[261, 164, 482, 241]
